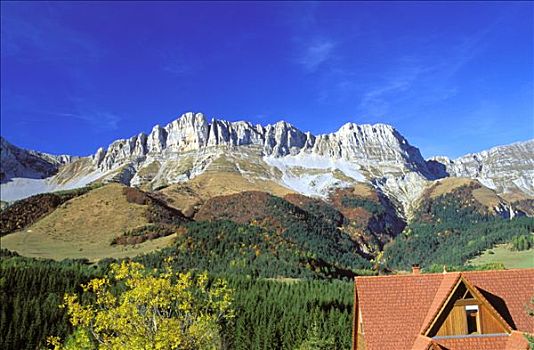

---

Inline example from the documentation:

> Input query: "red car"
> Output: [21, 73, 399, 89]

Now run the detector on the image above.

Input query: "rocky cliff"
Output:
[429, 140, 534, 197]
[90, 112, 429, 174]
[0, 137, 75, 183]
[1, 112, 532, 219]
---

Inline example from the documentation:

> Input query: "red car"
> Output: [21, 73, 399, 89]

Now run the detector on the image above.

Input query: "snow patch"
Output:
[477, 177, 497, 190]
[263, 154, 366, 197]
[1, 178, 54, 202]
[263, 154, 366, 182]
[0, 170, 106, 202]
[280, 173, 350, 197]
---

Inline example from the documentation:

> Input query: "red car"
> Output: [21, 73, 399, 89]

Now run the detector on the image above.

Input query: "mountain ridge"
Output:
[1, 112, 532, 219]
[0, 136, 76, 182]
[429, 139, 534, 197]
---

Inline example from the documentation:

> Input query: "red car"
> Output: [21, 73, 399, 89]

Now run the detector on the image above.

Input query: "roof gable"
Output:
[419, 273, 461, 335]
[462, 269, 534, 331]
[354, 268, 534, 350]
[423, 275, 512, 336]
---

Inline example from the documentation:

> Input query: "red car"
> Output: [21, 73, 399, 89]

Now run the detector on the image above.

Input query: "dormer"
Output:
[424, 276, 511, 338]
[353, 269, 533, 350]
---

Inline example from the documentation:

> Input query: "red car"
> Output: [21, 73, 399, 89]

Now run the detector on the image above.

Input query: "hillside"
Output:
[0, 113, 532, 273]
[156, 150, 294, 216]
[0, 185, 100, 236]
[119, 189, 391, 278]
[0, 183, 189, 261]
[469, 244, 534, 269]
[184, 190, 372, 277]
[0, 184, 374, 278]
[384, 181, 534, 269]
[327, 184, 405, 254]
[2, 175, 531, 273]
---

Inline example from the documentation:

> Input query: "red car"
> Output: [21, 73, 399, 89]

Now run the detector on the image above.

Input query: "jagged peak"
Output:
[427, 139, 534, 166]
[337, 121, 394, 133]
[331, 122, 411, 151]
[164, 112, 207, 130]
[454, 138, 534, 161]
[2, 113, 532, 208]
[149, 112, 407, 144]
[151, 124, 164, 132]
[84, 111, 433, 174]
[271, 120, 295, 128]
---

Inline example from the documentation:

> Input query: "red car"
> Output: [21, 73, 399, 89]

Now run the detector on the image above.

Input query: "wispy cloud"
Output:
[355, 22, 498, 120]
[1, 10, 101, 63]
[1, 101, 122, 132]
[285, 3, 501, 119]
[287, 3, 340, 74]
[55, 111, 121, 131]
[358, 70, 419, 118]
[297, 37, 337, 73]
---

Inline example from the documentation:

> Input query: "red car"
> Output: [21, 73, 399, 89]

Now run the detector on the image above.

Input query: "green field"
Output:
[469, 244, 534, 269]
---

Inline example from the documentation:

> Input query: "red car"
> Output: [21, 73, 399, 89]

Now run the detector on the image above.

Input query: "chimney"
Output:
[412, 264, 421, 275]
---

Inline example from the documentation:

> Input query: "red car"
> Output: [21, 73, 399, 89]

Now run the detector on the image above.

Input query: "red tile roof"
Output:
[434, 334, 509, 350]
[505, 331, 531, 350]
[411, 335, 440, 350]
[354, 268, 534, 350]
[463, 269, 534, 331]
[356, 273, 445, 349]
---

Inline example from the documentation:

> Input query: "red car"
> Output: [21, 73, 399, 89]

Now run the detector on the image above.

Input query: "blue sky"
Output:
[1, 1, 533, 158]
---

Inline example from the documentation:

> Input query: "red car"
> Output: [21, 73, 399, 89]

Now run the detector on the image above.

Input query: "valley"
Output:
[3, 1, 533, 348]
[1, 113, 533, 350]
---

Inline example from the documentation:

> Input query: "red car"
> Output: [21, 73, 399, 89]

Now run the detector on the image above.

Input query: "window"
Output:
[465, 305, 479, 334]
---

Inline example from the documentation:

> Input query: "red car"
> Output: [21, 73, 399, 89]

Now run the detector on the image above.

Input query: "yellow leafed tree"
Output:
[48, 259, 233, 350]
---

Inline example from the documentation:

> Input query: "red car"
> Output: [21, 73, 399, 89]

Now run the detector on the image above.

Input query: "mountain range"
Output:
[1, 112, 533, 217]
[1, 111, 533, 269]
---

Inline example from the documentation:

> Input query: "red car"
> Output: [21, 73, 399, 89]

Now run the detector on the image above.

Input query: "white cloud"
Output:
[356, 23, 497, 119]
[57, 111, 121, 131]
[297, 38, 336, 73]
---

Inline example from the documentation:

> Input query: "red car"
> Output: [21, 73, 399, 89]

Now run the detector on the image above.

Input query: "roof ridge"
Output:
[355, 268, 534, 281]
[421, 274, 515, 337]
[355, 272, 461, 280]
[355, 268, 534, 349]
[463, 268, 534, 274]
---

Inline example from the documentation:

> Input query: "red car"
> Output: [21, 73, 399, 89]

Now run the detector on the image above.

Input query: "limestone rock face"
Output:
[77, 112, 437, 214]
[1, 112, 532, 219]
[430, 140, 534, 196]
[0, 136, 75, 183]
[147, 125, 167, 153]
[91, 112, 429, 176]
[309, 123, 431, 175]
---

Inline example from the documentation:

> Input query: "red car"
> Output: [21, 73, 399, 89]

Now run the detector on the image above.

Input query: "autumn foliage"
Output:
[48, 260, 233, 350]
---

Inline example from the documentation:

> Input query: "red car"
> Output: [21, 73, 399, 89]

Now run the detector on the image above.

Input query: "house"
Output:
[352, 267, 534, 350]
